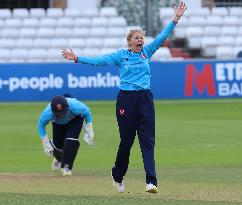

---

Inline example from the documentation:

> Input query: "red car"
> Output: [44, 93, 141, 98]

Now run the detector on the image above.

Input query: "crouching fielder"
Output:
[37, 94, 94, 176]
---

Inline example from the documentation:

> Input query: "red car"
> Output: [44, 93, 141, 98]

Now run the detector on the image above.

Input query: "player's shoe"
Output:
[62, 166, 72, 176]
[51, 158, 61, 171]
[111, 172, 124, 193]
[146, 183, 158, 194]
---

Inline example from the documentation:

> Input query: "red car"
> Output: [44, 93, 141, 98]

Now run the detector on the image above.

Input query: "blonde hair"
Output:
[127, 29, 146, 43]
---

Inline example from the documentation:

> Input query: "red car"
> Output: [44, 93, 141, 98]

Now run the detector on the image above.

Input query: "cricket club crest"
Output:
[141, 54, 146, 59]
[119, 108, 125, 116]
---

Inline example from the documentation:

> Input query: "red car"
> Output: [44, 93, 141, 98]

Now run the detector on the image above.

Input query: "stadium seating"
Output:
[87, 38, 104, 48]
[216, 46, 234, 59]
[109, 17, 127, 27]
[23, 18, 40, 28]
[46, 8, 64, 18]
[0, 9, 11, 19]
[100, 7, 118, 17]
[211, 7, 228, 16]
[73, 18, 91, 28]
[228, 7, 242, 16]
[5, 18, 22, 28]
[34, 38, 51, 48]
[0, 6, 178, 62]
[160, 6, 242, 59]
[104, 38, 123, 48]
[72, 28, 90, 38]
[186, 27, 203, 49]
[51, 38, 69, 48]
[13, 9, 29, 18]
[2, 28, 19, 38]
[90, 27, 108, 37]
[56, 27, 73, 38]
[11, 49, 29, 62]
[0, 49, 11, 62]
[223, 16, 240, 26]
[82, 48, 101, 56]
[189, 16, 206, 26]
[29, 49, 48, 62]
[29, 8, 45, 18]
[69, 38, 86, 48]
[82, 8, 99, 17]
[40, 18, 57, 27]
[201, 37, 219, 57]
[16, 38, 34, 48]
[100, 48, 117, 55]
[64, 8, 82, 18]
[47, 48, 64, 62]
[3, 4, 242, 61]
[151, 47, 172, 61]
[20, 28, 38, 38]
[57, 17, 74, 27]
[37, 28, 56, 38]
[107, 27, 127, 37]
[185, 7, 210, 16]
[0, 38, 16, 48]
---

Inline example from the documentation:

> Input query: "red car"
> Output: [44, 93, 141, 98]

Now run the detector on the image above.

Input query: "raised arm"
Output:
[62, 48, 120, 66]
[145, 1, 187, 57]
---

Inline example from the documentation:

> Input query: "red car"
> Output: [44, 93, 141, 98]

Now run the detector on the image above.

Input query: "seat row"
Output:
[0, 7, 118, 19]
[188, 36, 242, 58]
[186, 26, 242, 38]
[162, 15, 242, 27]
[0, 37, 127, 49]
[0, 47, 175, 63]
[216, 46, 242, 59]
[0, 17, 127, 28]
[189, 35, 242, 48]
[160, 7, 242, 18]
[174, 25, 242, 40]
[0, 27, 127, 38]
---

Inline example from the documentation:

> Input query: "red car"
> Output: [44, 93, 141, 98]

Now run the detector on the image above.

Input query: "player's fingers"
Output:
[182, 2, 186, 10]
[177, 1, 181, 8]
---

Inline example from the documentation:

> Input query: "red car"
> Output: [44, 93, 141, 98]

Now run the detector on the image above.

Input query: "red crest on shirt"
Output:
[141, 54, 146, 59]
[119, 109, 125, 116]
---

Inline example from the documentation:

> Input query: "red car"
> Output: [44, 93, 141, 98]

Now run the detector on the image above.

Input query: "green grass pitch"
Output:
[0, 99, 242, 205]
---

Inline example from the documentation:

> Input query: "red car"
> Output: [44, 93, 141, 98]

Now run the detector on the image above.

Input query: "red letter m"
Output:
[185, 64, 216, 96]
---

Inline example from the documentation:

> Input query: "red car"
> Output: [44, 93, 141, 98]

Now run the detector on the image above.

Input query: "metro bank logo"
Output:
[185, 63, 242, 97]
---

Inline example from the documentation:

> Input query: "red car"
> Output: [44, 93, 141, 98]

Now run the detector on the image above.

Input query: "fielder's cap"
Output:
[51, 95, 69, 118]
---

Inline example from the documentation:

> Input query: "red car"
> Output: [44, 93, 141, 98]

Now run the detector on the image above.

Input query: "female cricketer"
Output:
[61, 1, 187, 192]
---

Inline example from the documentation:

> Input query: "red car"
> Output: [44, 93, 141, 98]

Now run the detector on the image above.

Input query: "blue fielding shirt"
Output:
[38, 97, 92, 139]
[77, 21, 176, 90]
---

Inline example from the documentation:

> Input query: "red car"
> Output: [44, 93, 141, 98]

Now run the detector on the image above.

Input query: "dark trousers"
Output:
[112, 90, 157, 186]
[52, 116, 84, 150]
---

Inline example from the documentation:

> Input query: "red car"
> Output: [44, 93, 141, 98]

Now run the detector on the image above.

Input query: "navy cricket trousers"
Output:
[52, 115, 84, 150]
[112, 90, 157, 186]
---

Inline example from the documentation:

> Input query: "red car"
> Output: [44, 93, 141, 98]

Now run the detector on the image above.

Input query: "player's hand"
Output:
[62, 48, 77, 62]
[83, 123, 94, 145]
[41, 135, 53, 156]
[173, 1, 187, 22]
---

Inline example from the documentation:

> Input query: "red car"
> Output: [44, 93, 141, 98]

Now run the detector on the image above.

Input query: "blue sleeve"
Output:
[68, 98, 92, 124]
[145, 21, 176, 57]
[38, 104, 53, 139]
[77, 51, 120, 66]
